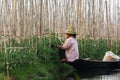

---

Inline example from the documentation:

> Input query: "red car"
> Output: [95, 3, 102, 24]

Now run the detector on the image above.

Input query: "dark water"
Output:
[65, 69, 120, 80]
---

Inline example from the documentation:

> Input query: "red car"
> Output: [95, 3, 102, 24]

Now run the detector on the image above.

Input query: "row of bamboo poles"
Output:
[0, 0, 120, 40]
[0, 0, 120, 79]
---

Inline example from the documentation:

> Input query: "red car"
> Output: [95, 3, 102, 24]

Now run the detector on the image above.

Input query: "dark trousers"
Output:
[58, 48, 65, 60]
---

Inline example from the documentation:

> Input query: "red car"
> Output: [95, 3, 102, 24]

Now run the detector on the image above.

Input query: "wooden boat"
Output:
[58, 49, 120, 72]
[66, 59, 120, 72]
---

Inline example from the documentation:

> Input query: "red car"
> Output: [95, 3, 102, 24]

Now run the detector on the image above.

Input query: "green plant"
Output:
[0, 73, 9, 80]
[37, 34, 61, 63]
[1, 34, 120, 80]
[78, 37, 109, 60]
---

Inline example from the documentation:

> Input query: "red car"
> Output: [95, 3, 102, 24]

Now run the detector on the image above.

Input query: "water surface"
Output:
[65, 69, 120, 80]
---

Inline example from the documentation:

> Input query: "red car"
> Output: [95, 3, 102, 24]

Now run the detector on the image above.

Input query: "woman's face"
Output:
[65, 33, 71, 39]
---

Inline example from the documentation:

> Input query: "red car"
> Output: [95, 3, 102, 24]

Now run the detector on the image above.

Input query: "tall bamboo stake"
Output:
[0, 0, 120, 51]
[4, 25, 9, 79]
[4, 0, 9, 79]
[13, 0, 16, 38]
[40, 0, 43, 38]
[77, 0, 83, 54]
[105, 1, 111, 49]
[19, 0, 24, 41]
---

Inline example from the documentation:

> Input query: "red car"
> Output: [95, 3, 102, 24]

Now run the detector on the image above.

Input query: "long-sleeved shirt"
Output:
[62, 36, 79, 62]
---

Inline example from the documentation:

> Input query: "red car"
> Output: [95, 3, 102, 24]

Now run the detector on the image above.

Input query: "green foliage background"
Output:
[0, 34, 120, 80]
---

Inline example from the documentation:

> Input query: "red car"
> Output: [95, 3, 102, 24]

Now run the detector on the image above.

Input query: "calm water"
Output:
[65, 69, 120, 80]
[80, 72, 120, 80]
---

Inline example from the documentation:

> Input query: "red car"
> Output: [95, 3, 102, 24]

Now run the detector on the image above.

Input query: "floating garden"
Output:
[0, 34, 120, 80]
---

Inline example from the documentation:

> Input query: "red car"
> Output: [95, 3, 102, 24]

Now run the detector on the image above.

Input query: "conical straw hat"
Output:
[65, 25, 77, 34]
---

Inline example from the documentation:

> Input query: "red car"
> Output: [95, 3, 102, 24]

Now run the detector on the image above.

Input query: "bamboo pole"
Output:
[4, 0, 9, 79]
[105, 1, 111, 50]
[116, 0, 120, 40]
[0, 0, 120, 50]
[13, 0, 16, 38]
[19, 0, 24, 41]
[92, 0, 96, 40]
[116, 0, 120, 53]
[40, 0, 43, 38]
[77, 0, 82, 38]
[4, 21, 9, 79]
[98, 0, 103, 39]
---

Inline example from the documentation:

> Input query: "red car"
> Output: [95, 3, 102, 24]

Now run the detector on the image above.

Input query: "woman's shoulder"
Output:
[66, 37, 73, 40]
[66, 37, 76, 42]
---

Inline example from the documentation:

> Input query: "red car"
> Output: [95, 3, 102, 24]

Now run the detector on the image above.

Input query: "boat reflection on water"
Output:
[64, 58, 120, 80]
[64, 69, 120, 80]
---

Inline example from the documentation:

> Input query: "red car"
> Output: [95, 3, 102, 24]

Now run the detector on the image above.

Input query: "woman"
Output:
[57, 25, 79, 62]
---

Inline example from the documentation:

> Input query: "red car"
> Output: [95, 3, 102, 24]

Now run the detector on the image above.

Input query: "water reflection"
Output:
[65, 69, 120, 80]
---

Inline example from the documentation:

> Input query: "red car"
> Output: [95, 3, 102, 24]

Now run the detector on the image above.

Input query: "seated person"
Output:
[57, 25, 79, 62]
[103, 51, 120, 61]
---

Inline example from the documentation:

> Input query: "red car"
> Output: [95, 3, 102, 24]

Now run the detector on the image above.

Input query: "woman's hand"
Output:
[57, 45, 62, 49]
